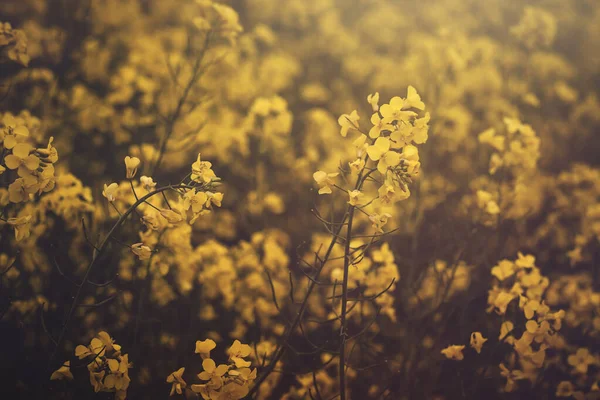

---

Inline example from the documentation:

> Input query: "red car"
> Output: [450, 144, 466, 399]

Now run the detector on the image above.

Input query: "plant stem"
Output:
[339, 205, 355, 400]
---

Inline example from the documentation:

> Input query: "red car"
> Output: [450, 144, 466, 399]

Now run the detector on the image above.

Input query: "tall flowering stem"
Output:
[251, 88, 430, 398]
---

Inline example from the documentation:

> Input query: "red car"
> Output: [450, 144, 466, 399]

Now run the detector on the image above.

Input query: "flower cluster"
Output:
[510, 6, 557, 49]
[167, 339, 256, 399]
[0, 22, 29, 66]
[52, 331, 131, 400]
[487, 253, 565, 392]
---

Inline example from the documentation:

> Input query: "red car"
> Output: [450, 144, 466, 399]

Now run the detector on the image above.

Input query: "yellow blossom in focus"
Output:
[124, 156, 140, 179]
[167, 367, 186, 396]
[195, 339, 217, 359]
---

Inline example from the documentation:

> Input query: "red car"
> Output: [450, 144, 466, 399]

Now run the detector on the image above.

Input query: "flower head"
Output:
[338, 110, 359, 137]
[124, 156, 141, 179]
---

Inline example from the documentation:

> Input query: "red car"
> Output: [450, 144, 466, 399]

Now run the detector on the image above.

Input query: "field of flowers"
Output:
[1, 0, 600, 399]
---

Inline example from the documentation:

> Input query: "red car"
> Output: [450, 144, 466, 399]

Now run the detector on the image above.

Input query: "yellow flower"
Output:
[556, 381, 574, 397]
[469, 332, 487, 354]
[159, 208, 185, 224]
[198, 358, 229, 387]
[523, 299, 540, 319]
[369, 213, 392, 233]
[377, 150, 401, 175]
[8, 178, 28, 203]
[183, 190, 208, 214]
[405, 85, 425, 110]
[191, 154, 216, 183]
[1, 114, 29, 149]
[50, 361, 73, 381]
[36, 137, 59, 163]
[347, 190, 365, 206]
[491, 260, 515, 281]
[228, 340, 252, 368]
[353, 134, 368, 156]
[478, 128, 505, 152]
[124, 156, 141, 179]
[338, 110, 359, 137]
[140, 176, 156, 191]
[166, 367, 186, 396]
[368, 113, 392, 139]
[366, 137, 390, 161]
[476, 190, 500, 215]
[131, 243, 152, 260]
[441, 345, 465, 361]
[5, 143, 40, 172]
[379, 97, 417, 125]
[313, 171, 338, 195]
[568, 348, 596, 375]
[348, 158, 365, 174]
[515, 252, 535, 269]
[411, 112, 430, 144]
[206, 192, 223, 207]
[367, 92, 380, 112]
[195, 339, 217, 359]
[102, 183, 119, 202]
[7, 215, 31, 242]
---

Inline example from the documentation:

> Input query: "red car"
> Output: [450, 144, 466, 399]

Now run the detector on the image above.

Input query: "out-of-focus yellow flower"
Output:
[478, 128, 505, 152]
[367, 92, 380, 112]
[159, 208, 185, 224]
[206, 192, 223, 208]
[338, 110, 359, 137]
[567, 348, 596, 375]
[7, 215, 31, 241]
[102, 183, 119, 202]
[313, 171, 338, 195]
[476, 190, 500, 215]
[131, 243, 152, 260]
[556, 381, 575, 397]
[441, 345, 465, 360]
[348, 158, 365, 174]
[140, 175, 156, 191]
[347, 190, 365, 206]
[492, 260, 515, 281]
[369, 213, 392, 233]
